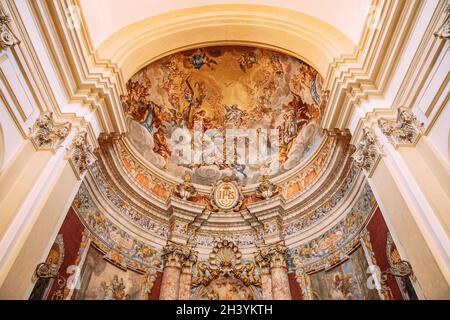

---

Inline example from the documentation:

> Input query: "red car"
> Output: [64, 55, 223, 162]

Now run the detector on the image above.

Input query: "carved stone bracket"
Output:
[29, 112, 71, 151]
[351, 127, 382, 177]
[256, 174, 278, 199]
[434, 4, 450, 40]
[378, 107, 423, 147]
[0, 13, 19, 51]
[176, 173, 196, 200]
[67, 131, 96, 179]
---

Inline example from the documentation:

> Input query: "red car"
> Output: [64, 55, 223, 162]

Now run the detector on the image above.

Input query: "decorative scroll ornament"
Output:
[0, 13, 19, 51]
[256, 174, 278, 199]
[256, 242, 289, 269]
[68, 131, 96, 179]
[210, 176, 243, 211]
[434, 4, 450, 40]
[176, 173, 196, 200]
[30, 112, 71, 151]
[378, 107, 423, 147]
[161, 242, 197, 269]
[142, 268, 158, 298]
[351, 127, 382, 176]
[31, 234, 66, 300]
[385, 234, 414, 278]
[192, 240, 261, 287]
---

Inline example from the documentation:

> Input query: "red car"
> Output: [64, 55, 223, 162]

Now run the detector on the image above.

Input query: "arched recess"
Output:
[92, 4, 356, 83]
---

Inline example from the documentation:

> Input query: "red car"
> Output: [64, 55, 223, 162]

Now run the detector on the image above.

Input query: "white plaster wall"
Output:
[0, 99, 26, 173]
[428, 100, 450, 167]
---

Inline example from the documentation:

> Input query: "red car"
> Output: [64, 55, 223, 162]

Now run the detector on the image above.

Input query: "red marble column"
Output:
[160, 266, 181, 300]
[271, 266, 291, 300]
[178, 253, 197, 300]
[260, 270, 273, 300]
[159, 242, 197, 300]
[257, 242, 292, 300]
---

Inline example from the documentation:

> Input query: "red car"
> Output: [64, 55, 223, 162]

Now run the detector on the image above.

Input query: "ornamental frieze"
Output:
[89, 163, 170, 238]
[73, 183, 162, 269]
[283, 165, 360, 236]
[288, 182, 376, 270]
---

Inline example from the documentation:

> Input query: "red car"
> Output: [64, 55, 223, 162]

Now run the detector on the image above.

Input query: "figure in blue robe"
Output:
[140, 102, 154, 134]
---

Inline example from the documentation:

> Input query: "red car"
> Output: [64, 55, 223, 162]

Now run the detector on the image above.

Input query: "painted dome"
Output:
[123, 46, 324, 185]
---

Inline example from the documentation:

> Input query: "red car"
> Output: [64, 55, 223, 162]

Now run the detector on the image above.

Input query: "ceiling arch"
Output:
[80, 0, 371, 48]
[85, 4, 361, 81]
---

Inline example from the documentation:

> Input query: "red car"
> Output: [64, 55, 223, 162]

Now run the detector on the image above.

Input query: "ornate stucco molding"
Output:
[29, 112, 71, 151]
[378, 107, 423, 147]
[0, 13, 19, 51]
[161, 242, 197, 269]
[351, 127, 383, 177]
[67, 131, 96, 179]
[192, 240, 261, 287]
[175, 173, 196, 200]
[434, 4, 450, 40]
[256, 174, 278, 200]
[256, 242, 289, 269]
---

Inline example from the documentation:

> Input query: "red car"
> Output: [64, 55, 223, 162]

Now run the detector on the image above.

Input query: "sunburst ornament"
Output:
[210, 176, 243, 211]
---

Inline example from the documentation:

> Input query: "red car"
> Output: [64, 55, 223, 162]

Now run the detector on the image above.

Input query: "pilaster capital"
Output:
[162, 242, 198, 269]
[29, 112, 71, 152]
[0, 13, 19, 51]
[256, 241, 289, 269]
[351, 127, 383, 177]
[377, 107, 423, 147]
[67, 131, 97, 179]
[434, 3, 450, 40]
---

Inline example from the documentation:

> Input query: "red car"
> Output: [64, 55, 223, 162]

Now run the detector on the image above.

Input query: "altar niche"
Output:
[191, 240, 262, 300]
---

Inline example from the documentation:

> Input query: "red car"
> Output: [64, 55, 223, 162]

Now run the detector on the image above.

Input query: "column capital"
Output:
[29, 112, 71, 152]
[161, 242, 198, 269]
[0, 13, 20, 51]
[377, 107, 423, 148]
[256, 241, 289, 269]
[67, 131, 97, 179]
[351, 127, 383, 177]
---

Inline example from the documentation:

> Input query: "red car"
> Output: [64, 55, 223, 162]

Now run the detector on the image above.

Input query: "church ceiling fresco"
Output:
[122, 46, 324, 185]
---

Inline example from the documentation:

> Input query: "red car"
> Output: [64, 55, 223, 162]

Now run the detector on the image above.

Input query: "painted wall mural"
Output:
[309, 247, 380, 300]
[71, 245, 146, 300]
[122, 46, 324, 185]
